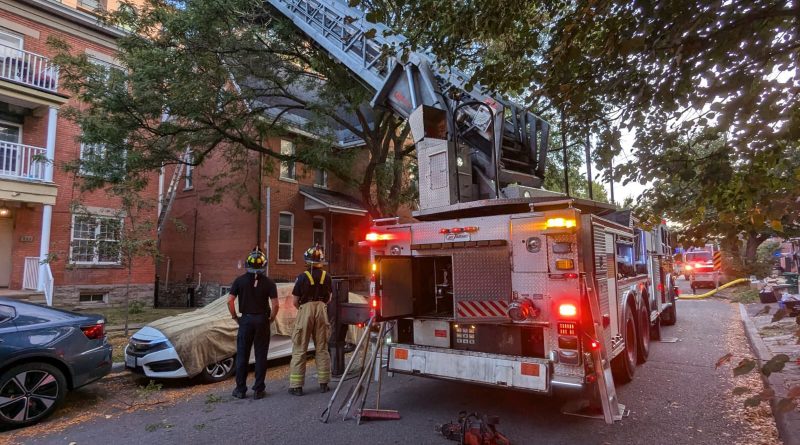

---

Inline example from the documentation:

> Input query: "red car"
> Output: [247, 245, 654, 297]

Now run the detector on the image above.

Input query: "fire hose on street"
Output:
[677, 278, 749, 300]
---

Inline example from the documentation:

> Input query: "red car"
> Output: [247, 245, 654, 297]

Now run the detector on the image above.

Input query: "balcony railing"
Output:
[0, 43, 59, 93]
[0, 141, 48, 181]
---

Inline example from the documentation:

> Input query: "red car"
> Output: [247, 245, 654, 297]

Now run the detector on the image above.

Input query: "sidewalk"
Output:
[740, 302, 800, 445]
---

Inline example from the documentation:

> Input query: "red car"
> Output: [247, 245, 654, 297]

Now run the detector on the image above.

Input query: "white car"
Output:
[125, 284, 364, 382]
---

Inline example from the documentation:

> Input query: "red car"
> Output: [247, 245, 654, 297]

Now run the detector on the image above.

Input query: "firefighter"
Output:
[288, 244, 332, 396]
[227, 247, 279, 400]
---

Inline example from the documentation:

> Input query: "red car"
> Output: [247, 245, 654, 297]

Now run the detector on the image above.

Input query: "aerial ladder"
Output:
[264, 0, 551, 215]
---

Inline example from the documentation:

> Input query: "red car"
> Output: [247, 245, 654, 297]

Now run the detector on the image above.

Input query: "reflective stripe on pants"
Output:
[288, 301, 331, 388]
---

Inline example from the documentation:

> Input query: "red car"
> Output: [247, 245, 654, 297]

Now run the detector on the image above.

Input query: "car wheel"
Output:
[0, 362, 67, 428]
[200, 357, 235, 383]
[611, 304, 637, 384]
[637, 303, 650, 364]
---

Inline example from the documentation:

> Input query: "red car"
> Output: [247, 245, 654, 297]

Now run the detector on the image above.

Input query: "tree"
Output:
[362, 0, 798, 251]
[51, 0, 416, 217]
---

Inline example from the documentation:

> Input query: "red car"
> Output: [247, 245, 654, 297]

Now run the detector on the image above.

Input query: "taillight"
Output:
[366, 232, 379, 241]
[371, 297, 379, 309]
[558, 303, 578, 318]
[81, 322, 105, 340]
[557, 322, 576, 336]
[555, 259, 574, 270]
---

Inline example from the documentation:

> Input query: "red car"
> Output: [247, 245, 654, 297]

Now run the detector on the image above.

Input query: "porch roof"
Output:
[299, 185, 367, 216]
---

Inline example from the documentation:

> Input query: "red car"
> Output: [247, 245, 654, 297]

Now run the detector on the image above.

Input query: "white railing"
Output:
[41, 263, 53, 306]
[0, 43, 59, 93]
[22, 257, 40, 290]
[0, 141, 48, 181]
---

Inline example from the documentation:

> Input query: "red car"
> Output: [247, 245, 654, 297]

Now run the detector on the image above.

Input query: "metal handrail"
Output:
[0, 141, 49, 181]
[0, 43, 59, 92]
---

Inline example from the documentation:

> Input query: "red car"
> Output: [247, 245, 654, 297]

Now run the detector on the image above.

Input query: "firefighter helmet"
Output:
[304, 244, 325, 265]
[246, 247, 266, 273]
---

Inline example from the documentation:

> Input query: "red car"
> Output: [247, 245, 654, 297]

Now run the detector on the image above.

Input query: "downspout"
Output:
[257, 153, 263, 247]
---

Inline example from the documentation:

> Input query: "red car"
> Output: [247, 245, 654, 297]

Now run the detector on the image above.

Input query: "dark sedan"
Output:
[0, 298, 112, 428]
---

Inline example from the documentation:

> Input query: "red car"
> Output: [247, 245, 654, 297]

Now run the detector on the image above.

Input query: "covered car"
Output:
[125, 284, 366, 382]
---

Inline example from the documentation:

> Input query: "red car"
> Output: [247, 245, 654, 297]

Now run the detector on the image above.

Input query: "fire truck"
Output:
[684, 245, 720, 291]
[265, 0, 679, 422]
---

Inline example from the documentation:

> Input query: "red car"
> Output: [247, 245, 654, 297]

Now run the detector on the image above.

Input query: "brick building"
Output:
[0, 0, 155, 307]
[156, 136, 372, 307]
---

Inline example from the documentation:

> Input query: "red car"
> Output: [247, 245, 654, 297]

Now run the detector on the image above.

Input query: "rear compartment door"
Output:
[378, 256, 415, 319]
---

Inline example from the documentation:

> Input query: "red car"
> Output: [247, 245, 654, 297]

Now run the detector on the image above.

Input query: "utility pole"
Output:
[609, 159, 615, 205]
[585, 132, 593, 201]
[561, 110, 569, 197]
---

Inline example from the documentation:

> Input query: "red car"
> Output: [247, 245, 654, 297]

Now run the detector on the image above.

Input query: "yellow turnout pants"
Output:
[289, 301, 331, 388]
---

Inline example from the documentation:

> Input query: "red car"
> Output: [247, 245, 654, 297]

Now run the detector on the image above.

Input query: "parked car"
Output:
[0, 298, 111, 428]
[125, 285, 365, 382]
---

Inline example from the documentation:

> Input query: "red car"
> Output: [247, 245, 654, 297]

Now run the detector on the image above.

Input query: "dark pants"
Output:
[235, 313, 271, 393]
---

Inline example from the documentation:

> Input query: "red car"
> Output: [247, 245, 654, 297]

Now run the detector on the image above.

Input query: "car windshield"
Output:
[686, 252, 712, 262]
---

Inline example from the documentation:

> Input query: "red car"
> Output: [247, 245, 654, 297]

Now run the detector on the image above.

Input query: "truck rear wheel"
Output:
[650, 313, 662, 341]
[637, 304, 650, 364]
[662, 292, 678, 326]
[611, 304, 637, 384]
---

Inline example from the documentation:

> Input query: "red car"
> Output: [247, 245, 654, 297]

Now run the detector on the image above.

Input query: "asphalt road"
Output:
[9, 280, 765, 445]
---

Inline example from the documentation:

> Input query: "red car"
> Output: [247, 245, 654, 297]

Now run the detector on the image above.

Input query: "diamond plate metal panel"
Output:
[592, 226, 612, 348]
[452, 248, 511, 301]
[511, 216, 548, 273]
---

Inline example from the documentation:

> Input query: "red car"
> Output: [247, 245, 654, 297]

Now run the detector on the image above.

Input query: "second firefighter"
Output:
[288, 244, 332, 396]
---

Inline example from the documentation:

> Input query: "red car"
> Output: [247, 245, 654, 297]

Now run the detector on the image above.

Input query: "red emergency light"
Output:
[558, 302, 578, 318]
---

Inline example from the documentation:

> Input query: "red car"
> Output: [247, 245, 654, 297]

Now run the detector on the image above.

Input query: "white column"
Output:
[44, 107, 57, 182]
[37, 204, 52, 291]
[38, 106, 57, 295]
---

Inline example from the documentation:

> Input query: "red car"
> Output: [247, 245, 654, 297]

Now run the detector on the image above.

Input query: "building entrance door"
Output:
[0, 217, 12, 287]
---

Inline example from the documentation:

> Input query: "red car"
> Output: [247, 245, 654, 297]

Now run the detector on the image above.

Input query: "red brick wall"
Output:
[158, 137, 372, 289]
[2, 8, 157, 294]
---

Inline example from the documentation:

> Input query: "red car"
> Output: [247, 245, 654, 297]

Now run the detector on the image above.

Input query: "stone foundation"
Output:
[53, 284, 155, 310]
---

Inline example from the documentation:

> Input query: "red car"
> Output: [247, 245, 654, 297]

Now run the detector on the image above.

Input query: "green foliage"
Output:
[51, 0, 416, 217]
[128, 300, 145, 315]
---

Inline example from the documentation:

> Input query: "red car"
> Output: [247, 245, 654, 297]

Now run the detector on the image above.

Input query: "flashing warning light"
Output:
[558, 303, 578, 318]
[439, 228, 450, 234]
[590, 340, 600, 350]
[555, 259, 575, 270]
[371, 298, 379, 309]
[546, 218, 576, 229]
[657, 283, 664, 291]
[684, 264, 693, 271]
[371, 262, 377, 273]
[464, 226, 478, 233]
[451, 227, 464, 233]
[366, 232, 380, 241]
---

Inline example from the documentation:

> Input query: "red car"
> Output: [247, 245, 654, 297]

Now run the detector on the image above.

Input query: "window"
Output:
[312, 216, 325, 249]
[0, 305, 15, 324]
[280, 140, 295, 180]
[184, 150, 194, 190]
[219, 286, 231, 298]
[70, 214, 122, 265]
[78, 0, 105, 12]
[0, 30, 23, 50]
[314, 169, 327, 187]
[79, 141, 106, 176]
[278, 212, 294, 261]
[79, 293, 106, 303]
[616, 240, 635, 279]
[89, 57, 124, 85]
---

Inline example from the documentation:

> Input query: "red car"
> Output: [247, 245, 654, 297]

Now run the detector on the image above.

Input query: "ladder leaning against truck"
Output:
[263, 0, 680, 423]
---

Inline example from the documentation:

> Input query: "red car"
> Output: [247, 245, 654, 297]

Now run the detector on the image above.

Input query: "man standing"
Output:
[288, 245, 332, 396]
[228, 247, 279, 400]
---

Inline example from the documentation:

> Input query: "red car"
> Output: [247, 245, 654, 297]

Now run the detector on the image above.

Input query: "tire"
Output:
[611, 304, 637, 384]
[200, 357, 235, 383]
[0, 362, 67, 428]
[637, 303, 650, 364]
[650, 313, 662, 341]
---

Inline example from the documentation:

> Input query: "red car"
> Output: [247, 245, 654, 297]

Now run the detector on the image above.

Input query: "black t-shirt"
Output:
[230, 273, 278, 315]
[292, 269, 332, 305]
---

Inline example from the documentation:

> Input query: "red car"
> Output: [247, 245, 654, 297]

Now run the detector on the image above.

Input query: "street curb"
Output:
[739, 303, 800, 445]
[111, 362, 126, 373]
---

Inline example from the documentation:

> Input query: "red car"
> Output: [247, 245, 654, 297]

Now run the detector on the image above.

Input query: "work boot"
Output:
[319, 383, 330, 393]
[253, 390, 266, 400]
[231, 389, 246, 399]
[288, 387, 304, 396]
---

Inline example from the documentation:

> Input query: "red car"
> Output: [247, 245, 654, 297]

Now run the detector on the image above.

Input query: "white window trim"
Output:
[69, 213, 123, 266]
[277, 212, 294, 262]
[0, 29, 24, 49]
[279, 140, 295, 180]
[184, 150, 194, 190]
[312, 216, 325, 251]
[0, 120, 22, 143]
